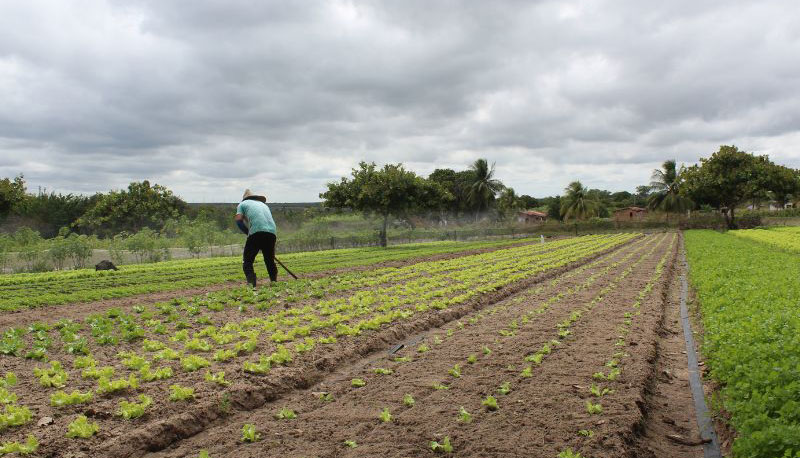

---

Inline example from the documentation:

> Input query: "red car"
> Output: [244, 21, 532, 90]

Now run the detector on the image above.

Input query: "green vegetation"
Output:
[430, 436, 453, 453]
[457, 406, 472, 423]
[482, 395, 498, 411]
[729, 226, 800, 253]
[275, 407, 296, 420]
[379, 407, 392, 423]
[168, 384, 195, 401]
[0, 233, 639, 453]
[0, 435, 38, 455]
[557, 449, 584, 458]
[686, 230, 800, 456]
[241, 423, 260, 442]
[65, 415, 99, 438]
[50, 390, 93, 407]
[320, 161, 449, 247]
[118, 395, 153, 419]
[97, 374, 138, 394]
[0, 238, 528, 310]
[497, 381, 511, 395]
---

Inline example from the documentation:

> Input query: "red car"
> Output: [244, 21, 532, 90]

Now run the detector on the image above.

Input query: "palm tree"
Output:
[647, 160, 692, 219]
[560, 181, 599, 220]
[497, 187, 522, 220]
[468, 159, 504, 221]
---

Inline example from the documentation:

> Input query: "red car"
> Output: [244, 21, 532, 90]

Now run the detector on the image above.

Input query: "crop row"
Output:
[0, 234, 637, 451]
[211, 234, 666, 456]
[685, 230, 800, 458]
[729, 226, 800, 254]
[0, 238, 531, 310]
[569, 233, 675, 456]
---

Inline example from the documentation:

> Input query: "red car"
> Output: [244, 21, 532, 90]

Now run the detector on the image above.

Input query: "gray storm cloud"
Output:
[0, 0, 798, 201]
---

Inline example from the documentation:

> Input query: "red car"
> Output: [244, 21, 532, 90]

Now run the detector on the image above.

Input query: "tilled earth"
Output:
[0, 233, 707, 458]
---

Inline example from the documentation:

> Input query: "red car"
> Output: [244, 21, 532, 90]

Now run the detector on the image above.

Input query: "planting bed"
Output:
[0, 232, 696, 458]
[0, 238, 533, 311]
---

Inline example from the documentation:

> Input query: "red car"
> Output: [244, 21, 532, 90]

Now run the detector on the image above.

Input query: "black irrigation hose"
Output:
[680, 249, 722, 458]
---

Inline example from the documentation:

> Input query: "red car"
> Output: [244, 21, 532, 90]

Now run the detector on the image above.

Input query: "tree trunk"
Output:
[380, 214, 389, 248]
[722, 207, 736, 230]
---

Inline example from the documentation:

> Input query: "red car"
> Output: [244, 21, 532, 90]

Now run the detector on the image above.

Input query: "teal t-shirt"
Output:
[236, 200, 277, 236]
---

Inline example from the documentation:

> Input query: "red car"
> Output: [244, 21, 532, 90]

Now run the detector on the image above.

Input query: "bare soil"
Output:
[126, 233, 690, 458]
[0, 233, 714, 458]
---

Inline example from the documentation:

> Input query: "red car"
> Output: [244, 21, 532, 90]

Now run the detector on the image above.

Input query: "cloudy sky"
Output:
[1, 1, 799, 202]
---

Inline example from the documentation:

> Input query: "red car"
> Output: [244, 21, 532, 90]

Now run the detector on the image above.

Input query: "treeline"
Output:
[321, 146, 800, 244]
[1, 144, 798, 269]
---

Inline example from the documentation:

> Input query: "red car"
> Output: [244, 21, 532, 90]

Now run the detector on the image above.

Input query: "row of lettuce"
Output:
[0, 234, 636, 454]
[685, 229, 800, 458]
[0, 238, 529, 311]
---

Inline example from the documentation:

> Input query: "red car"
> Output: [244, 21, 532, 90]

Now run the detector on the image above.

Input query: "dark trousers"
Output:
[242, 231, 277, 287]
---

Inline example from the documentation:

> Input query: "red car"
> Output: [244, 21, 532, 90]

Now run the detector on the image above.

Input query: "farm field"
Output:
[0, 238, 534, 312]
[728, 225, 800, 253]
[685, 230, 800, 458]
[0, 231, 692, 458]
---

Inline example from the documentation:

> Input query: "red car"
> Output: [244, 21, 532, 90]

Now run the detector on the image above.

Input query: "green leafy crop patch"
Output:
[686, 230, 800, 457]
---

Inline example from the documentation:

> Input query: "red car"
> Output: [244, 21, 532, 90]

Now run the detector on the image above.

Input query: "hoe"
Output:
[274, 256, 298, 280]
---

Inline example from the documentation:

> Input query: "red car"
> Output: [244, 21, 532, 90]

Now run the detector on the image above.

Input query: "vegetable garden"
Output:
[0, 238, 530, 312]
[685, 230, 800, 458]
[0, 231, 693, 457]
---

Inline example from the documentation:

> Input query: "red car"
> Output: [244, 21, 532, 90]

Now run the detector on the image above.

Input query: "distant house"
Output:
[614, 207, 648, 221]
[517, 210, 548, 224]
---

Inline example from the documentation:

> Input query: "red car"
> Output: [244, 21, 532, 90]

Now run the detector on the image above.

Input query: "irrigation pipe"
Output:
[679, 248, 722, 458]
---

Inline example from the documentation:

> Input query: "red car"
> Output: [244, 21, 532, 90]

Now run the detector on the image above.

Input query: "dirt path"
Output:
[135, 233, 697, 458]
[631, 236, 705, 458]
[0, 239, 539, 329]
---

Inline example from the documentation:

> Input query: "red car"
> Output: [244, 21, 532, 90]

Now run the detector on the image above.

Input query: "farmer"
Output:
[234, 189, 278, 288]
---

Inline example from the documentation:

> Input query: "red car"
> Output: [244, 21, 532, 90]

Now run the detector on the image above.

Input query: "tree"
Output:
[647, 160, 692, 218]
[428, 168, 476, 216]
[518, 194, 539, 209]
[321, 162, 450, 247]
[497, 188, 523, 220]
[74, 180, 187, 236]
[0, 175, 26, 218]
[609, 191, 633, 208]
[681, 145, 780, 229]
[767, 165, 800, 208]
[545, 196, 561, 221]
[560, 181, 599, 220]
[467, 159, 504, 221]
[633, 185, 651, 207]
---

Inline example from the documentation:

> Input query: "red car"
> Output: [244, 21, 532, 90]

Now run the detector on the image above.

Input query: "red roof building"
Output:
[517, 210, 548, 224]
[613, 206, 648, 221]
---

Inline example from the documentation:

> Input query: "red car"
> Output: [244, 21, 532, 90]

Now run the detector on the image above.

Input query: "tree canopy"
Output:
[647, 160, 692, 216]
[560, 181, 600, 220]
[467, 159, 504, 219]
[681, 145, 799, 228]
[74, 180, 187, 236]
[320, 161, 450, 246]
[0, 175, 26, 218]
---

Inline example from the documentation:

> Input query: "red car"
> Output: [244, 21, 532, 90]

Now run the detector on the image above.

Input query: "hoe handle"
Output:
[274, 256, 298, 280]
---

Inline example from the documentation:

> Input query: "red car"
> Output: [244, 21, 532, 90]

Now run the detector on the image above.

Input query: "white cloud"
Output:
[0, 0, 798, 201]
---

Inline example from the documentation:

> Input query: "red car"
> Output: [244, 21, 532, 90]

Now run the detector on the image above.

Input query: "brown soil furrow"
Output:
[334, 234, 676, 458]
[0, 235, 636, 458]
[82, 236, 641, 458]
[140, 234, 666, 458]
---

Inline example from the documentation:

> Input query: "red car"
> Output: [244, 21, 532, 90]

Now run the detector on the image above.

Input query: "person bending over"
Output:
[234, 189, 278, 288]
